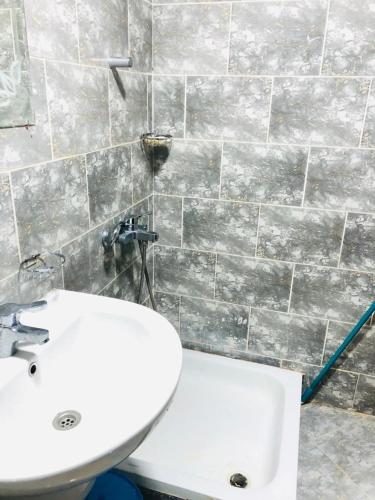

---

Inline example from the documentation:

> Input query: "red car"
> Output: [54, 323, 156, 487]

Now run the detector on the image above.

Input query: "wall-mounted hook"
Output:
[107, 57, 133, 69]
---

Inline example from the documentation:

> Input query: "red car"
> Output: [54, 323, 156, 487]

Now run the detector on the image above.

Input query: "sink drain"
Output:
[53, 411, 81, 431]
[230, 473, 248, 488]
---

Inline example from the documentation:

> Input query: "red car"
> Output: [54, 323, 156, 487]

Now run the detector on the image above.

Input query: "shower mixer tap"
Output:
[101, 211, 158, 311]
[117, 212, 159, 245]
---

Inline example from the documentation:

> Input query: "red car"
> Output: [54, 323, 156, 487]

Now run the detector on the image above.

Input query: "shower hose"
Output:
[137, 240, 157, 312]
[302, 301, 375, 404]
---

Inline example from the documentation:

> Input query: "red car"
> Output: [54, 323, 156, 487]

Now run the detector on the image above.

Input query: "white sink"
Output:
[0, 290, 182, 499]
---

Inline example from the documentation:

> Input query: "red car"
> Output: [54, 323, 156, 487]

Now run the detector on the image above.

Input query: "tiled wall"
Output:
[151, 0, 375, 414]
[0, 0, 33, 127]
[0, 0, 153, 305]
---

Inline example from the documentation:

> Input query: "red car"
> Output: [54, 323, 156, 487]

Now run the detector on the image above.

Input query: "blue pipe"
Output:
[301, 301, 375, 404]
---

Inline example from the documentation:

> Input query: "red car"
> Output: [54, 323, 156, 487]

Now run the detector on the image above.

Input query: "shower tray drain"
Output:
[230, 473, 248, 488]
[53, 410, 81, 431]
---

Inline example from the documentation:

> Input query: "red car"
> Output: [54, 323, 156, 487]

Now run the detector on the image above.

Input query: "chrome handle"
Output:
[0, 301, 47, 327]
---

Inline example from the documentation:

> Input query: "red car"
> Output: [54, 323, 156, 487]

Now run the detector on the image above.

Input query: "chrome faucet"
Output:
[0, 301, 49, 358]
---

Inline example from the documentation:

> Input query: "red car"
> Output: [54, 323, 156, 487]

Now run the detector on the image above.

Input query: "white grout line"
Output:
[266, 77, 274, 143]
[8, 8, 16, 60]
[154, 242, 375, 276]
[8, 173, 22, 264]
[178, 295, 182, 334]
[337, 212, 348, 268]
[245, 307, 252, 351]
[151, 74, 155, 131]
[320, 320, 330, 366]
[287, 264, 295, 313]
[151, 288, 363, 329]
[359, 79, 372, 147]
[183, 75, 187, 139]
[226, 2, 233, 75]
[180, 196, 184, 248]
[2, 140, 141, 175]
[301, 146, 311, 207]
[212, 252, 218, 300]
[152, 71, 373, 80]
[84, 155, 91, 228]
[127, 0, 131, 56]
[29, 55, 152, 75]
[319, 0, 331, 75]
[218, 142, 224, 199]
[152, 193, 351, 215]
[43, 59, 55, 160]
[144, 135, 375, 150]
[4, 135, 375, 175]
[130, 143, 134, 205]
[108, 70, 113, 147]
[254, 203, 262, 257]
[352, 374, 361, 408]
[74, 0, 81, 64]
[154, 0, 304, 4]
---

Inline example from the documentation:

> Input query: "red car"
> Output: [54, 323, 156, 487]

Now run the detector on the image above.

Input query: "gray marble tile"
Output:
[298, 408, 370, 500]
[87, 145, 132, 227]
[215, 254, 293, 311]
[248, 309, 326, 365]
[180, 297, 249, 351]
[147, 74, 152, 131]
[183, 341, 281, 368]
[305, 148, 375, 212]
[154, 140, 221, 198]
[46, 62, 110, 158]
[0, 266, 63, 304]
[322, 0, 375, 75]
[24, 0, 78, 61]
[112, 199, 151, 276]
[109, 71, 147, 145]
[62, 222, 115, 295]
[354, 376, 375, 416]
[0, 1, 23, 7]
[324, 321, 375, 376]
[362, 84, 375, 148]
[229, 0, 327, 75]
[298, 444, 366, 500]
[77, 0, 128, 63]
[154, 245, 216, 298]
[270, 78, 370, 146]
[257, 206, 345, 266]
[0, 5, 33, 128]
[0, 8, 13, 70]
[153, 4, 230, 75]
[302, 404, 375, 497]
[11, 157, 89, 258]
[0, 58, 51, 171]
[129, 0, 151, 73]
[102, 256, 150, 304]
[0, 173, 19, 280]
[183, 198, 259, 256]
[283, 361, 358, 409]
[186, 76, 271, 141]
[131, 141, 153, 204]
[154, 195, 182, 247]
[153, 76, 185, 138]
[341, 213, 375, 272]
[154, 292, 180, 333]
[221, 143, 308, 206]
[290, 265, 374, 322]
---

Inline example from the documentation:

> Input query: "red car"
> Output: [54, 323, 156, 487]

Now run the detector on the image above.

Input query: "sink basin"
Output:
[0, 290, 182, 499]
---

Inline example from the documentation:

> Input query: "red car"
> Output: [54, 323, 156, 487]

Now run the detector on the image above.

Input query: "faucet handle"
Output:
[0, 301, 47, 327]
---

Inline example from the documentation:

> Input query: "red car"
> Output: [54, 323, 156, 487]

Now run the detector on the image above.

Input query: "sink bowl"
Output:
[0, 290, 182, 499]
